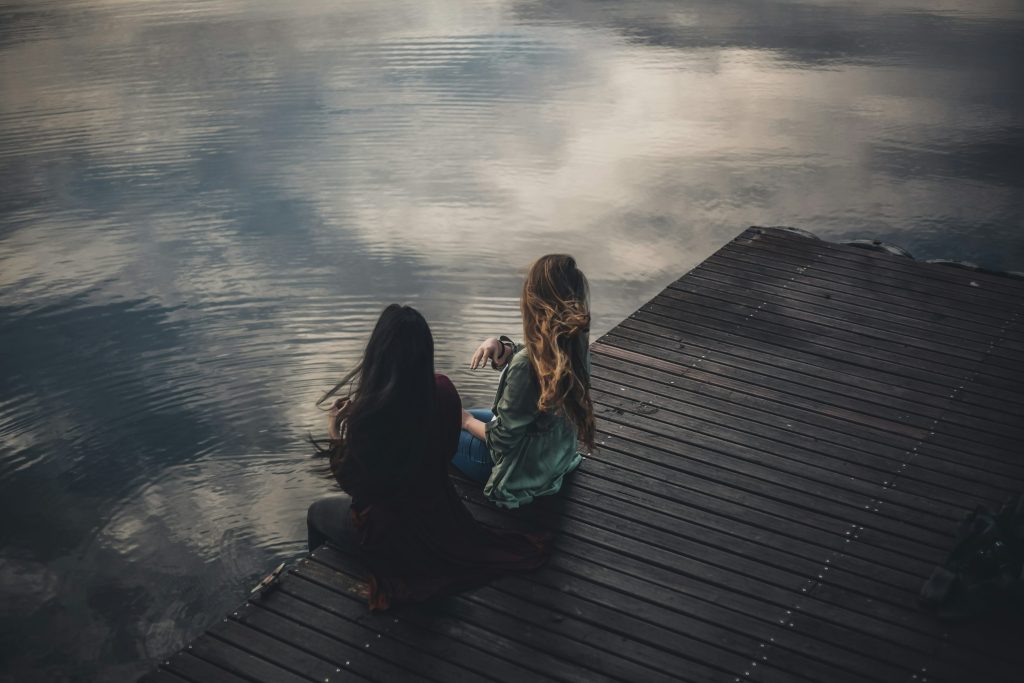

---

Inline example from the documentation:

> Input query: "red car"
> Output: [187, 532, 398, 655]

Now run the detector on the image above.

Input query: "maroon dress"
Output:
[347, 374, 548, 610]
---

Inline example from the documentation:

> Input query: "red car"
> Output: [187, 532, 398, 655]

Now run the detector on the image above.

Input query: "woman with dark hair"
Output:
[307, 304, 547, 611]
[454, 254, 594, 509]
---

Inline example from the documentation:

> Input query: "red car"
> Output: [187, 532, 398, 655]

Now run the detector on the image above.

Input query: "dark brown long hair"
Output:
[520, 254, 595, 451]
[315, 304, 436, 500]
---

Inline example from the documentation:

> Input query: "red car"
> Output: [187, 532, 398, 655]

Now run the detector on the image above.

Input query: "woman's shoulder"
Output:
[502, 350, 537, 391]
[507, 348, 532, 369]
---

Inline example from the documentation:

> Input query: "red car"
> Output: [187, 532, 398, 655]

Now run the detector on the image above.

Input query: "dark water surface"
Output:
[1, 0, 1022, 680]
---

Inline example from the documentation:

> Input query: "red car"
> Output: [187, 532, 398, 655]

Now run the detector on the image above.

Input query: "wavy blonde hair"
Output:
[521, 254, 595, 451]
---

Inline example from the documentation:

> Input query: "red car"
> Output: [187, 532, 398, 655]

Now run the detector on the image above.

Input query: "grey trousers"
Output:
[306, 494, 356, 552]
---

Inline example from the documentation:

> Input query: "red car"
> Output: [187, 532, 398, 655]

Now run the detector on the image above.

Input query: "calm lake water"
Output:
[1, 0, 1022, 680]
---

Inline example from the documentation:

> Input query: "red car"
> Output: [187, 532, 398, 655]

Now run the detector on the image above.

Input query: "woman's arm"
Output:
[461, 409, 488, 440]
[482, 359, 536, 458]
[470, 337, 515, 370]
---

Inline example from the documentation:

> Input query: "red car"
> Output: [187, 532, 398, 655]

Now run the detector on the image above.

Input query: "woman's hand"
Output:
[327, 397, 345, 440]
[461, 409, 475, 430]
[470, 337, 509, 370]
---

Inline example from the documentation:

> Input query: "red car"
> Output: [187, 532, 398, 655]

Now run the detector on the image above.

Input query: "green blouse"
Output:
[483, 339, 587, 509]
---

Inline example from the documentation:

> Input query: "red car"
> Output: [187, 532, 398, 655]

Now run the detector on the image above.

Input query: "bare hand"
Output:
[470, 337, 509, 370]
[328, 397, 345, 417]
[327, 397, 346, 440]
[461, 409, 475, 430]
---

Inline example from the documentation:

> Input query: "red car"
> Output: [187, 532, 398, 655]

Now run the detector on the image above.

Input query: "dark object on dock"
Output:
[920, 493, 1024, 621]
[143, 227, 1024, 683]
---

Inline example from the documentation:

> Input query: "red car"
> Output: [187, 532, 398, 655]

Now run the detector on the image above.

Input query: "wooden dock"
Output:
[144, 227, 1024, 683]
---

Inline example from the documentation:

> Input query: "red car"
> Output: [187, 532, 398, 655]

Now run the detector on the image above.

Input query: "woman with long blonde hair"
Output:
[455, 254, 595, 508]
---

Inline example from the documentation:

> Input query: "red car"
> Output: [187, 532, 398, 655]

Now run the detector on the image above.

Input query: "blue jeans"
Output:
[451, 408, 494, 482]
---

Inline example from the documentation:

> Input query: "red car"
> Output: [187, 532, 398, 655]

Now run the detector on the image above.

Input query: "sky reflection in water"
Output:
[0, 0, 1022, 680]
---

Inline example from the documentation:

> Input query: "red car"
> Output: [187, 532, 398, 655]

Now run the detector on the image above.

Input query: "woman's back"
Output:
[314, 303, 548, 611]
[483, 345, 585, 508]
[345, 373, 547, 609]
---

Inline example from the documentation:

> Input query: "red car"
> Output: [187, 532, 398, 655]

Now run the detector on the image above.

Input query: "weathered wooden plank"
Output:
[311, 546, 678, 683]
[181, 632, 315, 683]
[592, 376, 963, 503]
[243, 593, 479, 683]
[158, 652, 251, 683]
[591, 388, 1010, 524]
[595, 336, 1022, 471]
[630, 278, 1024, 421]
[565, 473, 925, 600]
[138, 671, 192, 683]
[599, 327, 940, 440]
[691, 261, 1003, 350]
[461, 582, 726, 682]
[291, 559, 569, 682]
[458, 492, 986, 683]
[710, 238, 1019, 327]
[489, 574, 763, 680]
[230, 600, 443, 682]
[619, 311, 1024, 445]
[585, 440, 945, 568]
[462, 482, 925, 647]
[592, 382, 936, 506]
[591, 353, 1024, 483]
[652, 287, 990, 378]
[591, 363, 1018, 499]
[662, 274, 1013, 381]
[568, 476, 930, 615]
[560, 521, 980, 683]
[590, 393, 959, 543]
[636, 295, 1024, 408]
[617, 312, 963, 405]
[603, 324, 970, 423]
[738, 231, 1024, 303]
[588, 424, 948, 562]
[575, 452, 935, 580]
[281, 568, 549, 683]
[704, 246, 1011, 331]
[456, 505, 892, 683]
[208, 619, 361, 683]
